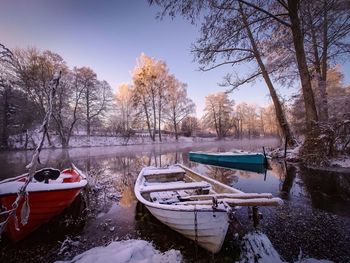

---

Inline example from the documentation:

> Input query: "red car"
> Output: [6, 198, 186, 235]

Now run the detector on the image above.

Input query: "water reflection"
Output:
[300, 166, 350, 217]
[1, 140, 350, 262]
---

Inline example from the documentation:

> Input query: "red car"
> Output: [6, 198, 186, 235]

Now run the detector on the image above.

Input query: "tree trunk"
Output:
[239, 3, 295, 146]
[319, 0, 329, 122]
[151, 88, 157, 142]
[158, 89, 163, 142]
[307, 2, 328, 122]
[174, 120, 178, 140]
[61, 136, 69, 148]
[158, 102, 162, 142]
[240, 119, 243, 139]
[46, 132, 52, 147]
[288, 0, 318, 127]
[23, 130, 28, 149]
[143, 102, 153, 140]
[1, 87, 9, 148]
[86, 87, 91, 136]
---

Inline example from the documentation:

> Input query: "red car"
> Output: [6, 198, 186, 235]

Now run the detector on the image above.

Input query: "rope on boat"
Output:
[0, 71, 61, 239]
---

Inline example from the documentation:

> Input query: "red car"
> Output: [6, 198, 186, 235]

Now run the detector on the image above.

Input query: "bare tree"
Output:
[302, 0, 350, 122]
[12, 48, 68, 146]
[51, 69, 85, 147]
[77, 67, 112, 136]
[111, 83, 136, 144]
[0, 43, 14, 148]
[132, 53, 168, 141]
[202, 92, 235, 139]
[181, 116, 199, 137]
[164, 75, 195, 140]
[150, 0, 295, 145]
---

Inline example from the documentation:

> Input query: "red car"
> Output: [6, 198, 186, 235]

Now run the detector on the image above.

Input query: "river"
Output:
[1, 139, 350, 263]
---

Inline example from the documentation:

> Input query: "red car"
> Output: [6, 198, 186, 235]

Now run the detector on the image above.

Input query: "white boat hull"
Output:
[146, 205, 229, 253]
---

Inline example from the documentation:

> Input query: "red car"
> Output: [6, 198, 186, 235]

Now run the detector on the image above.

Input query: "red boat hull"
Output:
[0, 169, 86, 242]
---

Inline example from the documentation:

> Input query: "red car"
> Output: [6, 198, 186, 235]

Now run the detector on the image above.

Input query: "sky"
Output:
[1, 0, 349, 117]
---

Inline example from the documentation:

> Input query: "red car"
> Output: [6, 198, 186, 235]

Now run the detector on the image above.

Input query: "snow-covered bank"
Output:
[238, 231, 333, 263]
[8, 133, 218, 150]
[268, 144, 302, 162]
[55, 239, 182, 263]
[269, 143, 350, 170]
[330, 156, 350, 168]
[7, 133, 280, 150]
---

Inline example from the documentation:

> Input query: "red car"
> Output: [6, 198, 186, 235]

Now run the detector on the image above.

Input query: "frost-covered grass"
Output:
[55, 239, 182, 263]
[330, 156, 350, 168]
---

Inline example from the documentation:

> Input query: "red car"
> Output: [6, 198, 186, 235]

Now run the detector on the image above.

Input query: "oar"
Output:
[180, 193, 273, 201]
[177, 197, 283, 207]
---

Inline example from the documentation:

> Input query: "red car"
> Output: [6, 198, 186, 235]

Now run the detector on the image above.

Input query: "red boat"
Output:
[0, 166, 87, 241]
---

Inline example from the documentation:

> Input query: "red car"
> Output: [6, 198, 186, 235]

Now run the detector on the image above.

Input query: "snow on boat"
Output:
[189, 151, 267, 166]
[134, 164, 281, 253]
[0, 166, 87, 241]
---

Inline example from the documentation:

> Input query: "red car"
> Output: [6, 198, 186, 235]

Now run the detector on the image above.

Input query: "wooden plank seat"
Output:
[140, 181, 211, 194]
[143, 167, 185, 176]
[143, 168, 186, 183]
[150, 191, 181, 204]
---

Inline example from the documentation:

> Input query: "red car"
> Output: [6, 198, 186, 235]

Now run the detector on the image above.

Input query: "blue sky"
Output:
[1, 0, 349, 117]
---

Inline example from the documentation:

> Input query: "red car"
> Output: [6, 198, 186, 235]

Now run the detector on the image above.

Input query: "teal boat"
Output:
[188, 156, 266, 174]
[189, 151, 267, 166]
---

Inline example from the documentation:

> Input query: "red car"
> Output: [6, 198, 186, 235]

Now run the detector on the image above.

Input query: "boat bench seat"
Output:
[140, 181, 211, 194]
[150, 191, 181, 204]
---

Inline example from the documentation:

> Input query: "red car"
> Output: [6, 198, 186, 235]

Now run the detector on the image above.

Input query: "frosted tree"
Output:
[51, 69, 85, 147]
[181, 116, 199, 137]
[202, 92, 235, 139]
[11, 48, 67, 146]
[13, 48, 67, 118]
[111, 83, 136, 144]
[149, 0, 295, 145]
[132, 53, 168, 141]
[164, 75, 195, 140]
[235, 102, 260, 138]
[77, 67, 112, 136]
[302, 0, 350, 122]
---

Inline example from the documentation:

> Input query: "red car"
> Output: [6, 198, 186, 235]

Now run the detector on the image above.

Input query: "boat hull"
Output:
[189, 156, 266, 173]
[1, 187, 83, 241]
[146, 205, 229, 253]
[189, 152, 266, 165]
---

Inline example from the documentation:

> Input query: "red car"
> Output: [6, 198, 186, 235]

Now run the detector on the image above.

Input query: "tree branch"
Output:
[199, 55, 255, 71]
[238, 0, 291, 27]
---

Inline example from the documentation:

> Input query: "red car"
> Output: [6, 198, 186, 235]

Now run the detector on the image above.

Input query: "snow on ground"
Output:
[55, 239, 182, 263]
[8, 133, 217, 150]
[269, 143, 301, 162]
[8, 132, 281, 151]
[330, 156, 350, 168]
[238, 231, 334, 263]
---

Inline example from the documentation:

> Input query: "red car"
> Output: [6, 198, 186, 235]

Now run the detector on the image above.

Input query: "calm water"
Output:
[1, 139, 350, 263]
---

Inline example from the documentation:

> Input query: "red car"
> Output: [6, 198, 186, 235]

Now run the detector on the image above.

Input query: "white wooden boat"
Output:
[134, 164, 282, 253]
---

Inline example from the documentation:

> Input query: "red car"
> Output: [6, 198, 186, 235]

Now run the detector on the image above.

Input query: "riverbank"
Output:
[7, 130, 283, 151]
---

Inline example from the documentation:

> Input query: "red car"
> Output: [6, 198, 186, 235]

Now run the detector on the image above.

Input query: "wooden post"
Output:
[252, 206, 260, 227]
[262, 146, 268, 165]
